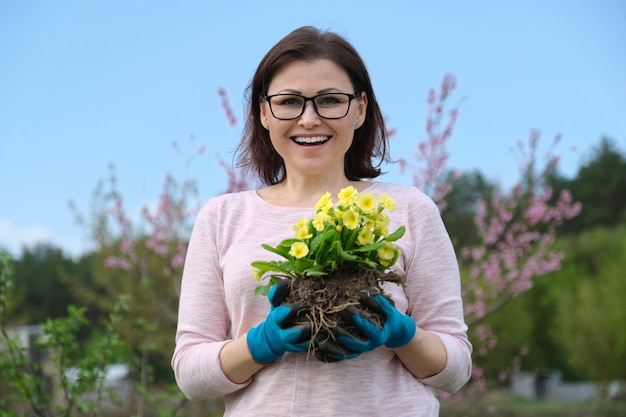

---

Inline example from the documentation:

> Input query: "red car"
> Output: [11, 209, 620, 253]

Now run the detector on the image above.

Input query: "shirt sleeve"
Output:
[171, 199, 252, 399]
[401, 187, 473, 393]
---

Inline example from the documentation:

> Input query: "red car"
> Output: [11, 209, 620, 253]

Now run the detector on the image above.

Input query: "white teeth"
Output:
[293, 136, 330, 144]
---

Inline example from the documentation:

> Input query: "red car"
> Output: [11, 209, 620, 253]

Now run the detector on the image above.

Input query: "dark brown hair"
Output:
[235, 26, 391, 185]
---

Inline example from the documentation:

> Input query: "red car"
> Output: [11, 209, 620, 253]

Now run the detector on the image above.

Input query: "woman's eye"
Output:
[278, 96, 303, 106]
[317, 95, 343, 105]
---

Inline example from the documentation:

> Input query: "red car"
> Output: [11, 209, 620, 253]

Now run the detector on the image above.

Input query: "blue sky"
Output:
[1, 0, 625, 257]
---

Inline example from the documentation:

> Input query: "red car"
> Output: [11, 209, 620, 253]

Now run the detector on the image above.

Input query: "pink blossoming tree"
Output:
[397, 75, 581, 394]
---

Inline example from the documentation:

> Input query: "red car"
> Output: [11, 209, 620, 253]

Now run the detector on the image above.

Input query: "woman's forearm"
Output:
[393, 328, 447, 379]
[219, 333, 266, 384]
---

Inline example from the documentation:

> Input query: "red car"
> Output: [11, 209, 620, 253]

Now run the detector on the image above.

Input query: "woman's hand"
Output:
[335, 290, 416, 353]
[246, 280, 311, 364]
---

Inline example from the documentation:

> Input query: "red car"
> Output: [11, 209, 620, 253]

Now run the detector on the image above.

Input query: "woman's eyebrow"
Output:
[272, 87, 346, 95]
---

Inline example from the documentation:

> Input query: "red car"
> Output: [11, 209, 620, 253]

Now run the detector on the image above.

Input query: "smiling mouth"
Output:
[292, 136, 331, 145]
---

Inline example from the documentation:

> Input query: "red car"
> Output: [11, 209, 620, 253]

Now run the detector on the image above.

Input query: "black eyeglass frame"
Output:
[263, 92, 361, 120]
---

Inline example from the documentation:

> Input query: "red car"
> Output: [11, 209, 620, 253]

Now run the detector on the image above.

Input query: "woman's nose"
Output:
[298, 101, 321, 127]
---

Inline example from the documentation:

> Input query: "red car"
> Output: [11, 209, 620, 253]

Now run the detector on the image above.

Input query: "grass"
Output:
[440, 390, 626, 417]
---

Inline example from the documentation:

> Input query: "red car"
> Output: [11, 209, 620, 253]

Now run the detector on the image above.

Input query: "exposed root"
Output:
[283, 268, 403, 359]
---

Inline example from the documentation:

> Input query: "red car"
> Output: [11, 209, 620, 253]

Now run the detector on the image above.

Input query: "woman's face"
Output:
[260, 59, 367, 181]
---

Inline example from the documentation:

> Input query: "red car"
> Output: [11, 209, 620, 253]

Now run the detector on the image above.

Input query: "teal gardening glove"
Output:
[247, 279, 312, 364]
[336, 290, 416, 354]
[313, 326, 362, 363]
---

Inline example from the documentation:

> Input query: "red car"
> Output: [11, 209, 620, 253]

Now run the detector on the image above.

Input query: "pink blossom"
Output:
[218, 88, 238, 127]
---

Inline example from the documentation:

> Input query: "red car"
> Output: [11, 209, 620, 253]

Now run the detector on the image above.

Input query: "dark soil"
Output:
[283, 268, 403, 360]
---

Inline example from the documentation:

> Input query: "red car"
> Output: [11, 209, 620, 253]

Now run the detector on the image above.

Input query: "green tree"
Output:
[441, 170, 495, 249]
[552, 225, 626, 381]
[11, 244, 78, 324]
[550, 137, 626, 233]
[1, 254, 128, 417]
[480, 225, 626, 382]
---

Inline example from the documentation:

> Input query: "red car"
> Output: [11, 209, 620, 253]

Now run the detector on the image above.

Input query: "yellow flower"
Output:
[295, 228, 312, 240]
[342, 208, 360, 230]
[321, 202, 333, 215]
[375, 213, 391, 237]
[313, 212, 331, 231]
[312, 216, 324, 232]
[378, 193, 396, 211]
[377, 242, 396, 261]
[375, 213, 391, 229]
[293, 218, 312, 240]
[315, 191, 332, 211]
[338, 186, 358, 207]
[356, 192, 377, 214]
[356, 229, 374, 246]
[294, 218, 309, 230]
[289, 241, 309, 259]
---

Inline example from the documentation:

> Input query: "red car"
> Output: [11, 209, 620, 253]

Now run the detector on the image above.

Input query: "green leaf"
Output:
[351, 241, 386, 253]
[262, 238, 302, 258]
[294, 257, 314, 273]
[310, 226, 338, 264]
[343, 228, 360, 250]
[388, 250, 400, 269]
[254, 284, 271, 296]
[365, 259, 379, 269]
[386, 226, 406, 242]
[254, 276, 281, 296]
[302, 263, 327, 277]
[251, 260, 296, 277]
[308, 228, 327, 251]
[276, 238, 301, 250]
[331, 240, 357, 262]
[305, 270, 327, 277]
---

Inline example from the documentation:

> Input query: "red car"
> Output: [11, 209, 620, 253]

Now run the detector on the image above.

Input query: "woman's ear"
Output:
[260, 100, 271, 129]
[355, 91, 368, 128]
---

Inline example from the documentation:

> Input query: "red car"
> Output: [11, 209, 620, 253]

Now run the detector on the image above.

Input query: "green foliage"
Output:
[10, 243, 80, 324]
[441, 390, 626, 417]
[68, 162, 199, 386]
[549, 137, 626, 233]
[475, 225, 626, 382]
[441, 170, 495, 248]
[470, 294, 533, 381]
[75, 241, 181, 383]
[62, 155, 205, 414]
[134, 383, 189, 417]
[552, 225, 626, 381]
[0, 254, 14, 320]
[1, 254, 129, 416]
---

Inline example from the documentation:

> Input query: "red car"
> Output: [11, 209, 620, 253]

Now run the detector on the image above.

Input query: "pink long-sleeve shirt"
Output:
[172, 182, 472, 416]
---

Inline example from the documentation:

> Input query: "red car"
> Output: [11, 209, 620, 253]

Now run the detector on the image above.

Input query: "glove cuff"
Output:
[247, 326, 279, 365]
[385, 317, 417, 349]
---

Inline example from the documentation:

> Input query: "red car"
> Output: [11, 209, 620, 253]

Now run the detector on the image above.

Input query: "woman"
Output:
[172, 26, 472, 416]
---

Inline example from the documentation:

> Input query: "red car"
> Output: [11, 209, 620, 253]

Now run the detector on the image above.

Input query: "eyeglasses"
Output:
[263, 92, 360, 120]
